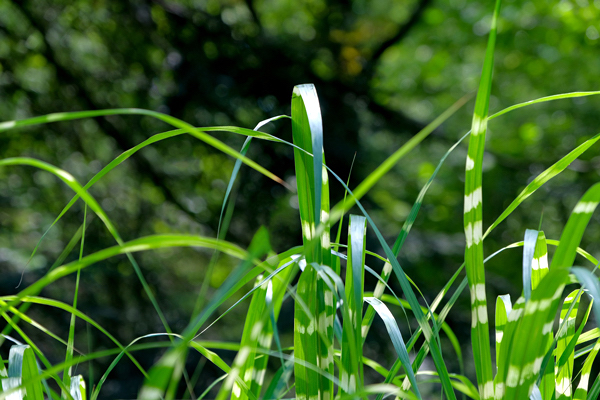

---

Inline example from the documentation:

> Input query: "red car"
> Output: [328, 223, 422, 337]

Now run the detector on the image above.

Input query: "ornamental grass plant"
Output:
[2, 0, 600, 399]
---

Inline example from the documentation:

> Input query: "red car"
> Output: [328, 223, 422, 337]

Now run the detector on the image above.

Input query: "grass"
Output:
[2, 1, 600, 399]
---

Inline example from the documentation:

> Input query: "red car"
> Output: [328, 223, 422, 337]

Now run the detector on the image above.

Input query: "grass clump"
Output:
[2, 1, 600, 399]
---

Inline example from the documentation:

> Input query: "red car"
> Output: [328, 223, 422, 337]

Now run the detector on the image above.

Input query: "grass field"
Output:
[2, 0, 600, 399]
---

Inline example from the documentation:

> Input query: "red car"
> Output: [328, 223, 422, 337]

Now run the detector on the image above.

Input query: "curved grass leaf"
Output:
[364, 297, 420, 399]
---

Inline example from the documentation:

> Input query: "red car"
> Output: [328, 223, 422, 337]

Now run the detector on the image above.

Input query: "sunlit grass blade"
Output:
[531, 232, 549, 291]
[484, 133, 600, 238]
[463, 1, 502, 398]
[555, 290, 581, 399]
[225, 253, 297, 400]
[551, 183, 600, 270]
[573, 338, 600, 399]
[0, 109, 289, 187]
[7, 345, 44, 400]
[291, 84, 334, 400]
[522, 229, 539, 301]
[495, 294, 511, 376]
[69, 375, 86, 400]
[340, 215, 366, 395]
[496, 269, 569, 399]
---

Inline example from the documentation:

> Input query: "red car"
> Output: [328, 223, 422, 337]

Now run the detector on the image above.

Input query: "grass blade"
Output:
[340, 215, 367, 395]
[463, 1, 502, 398]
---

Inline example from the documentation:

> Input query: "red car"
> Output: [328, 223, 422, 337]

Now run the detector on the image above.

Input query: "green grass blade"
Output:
[532, 232, 549, 291]
[522, 229, 539, 301]
[551, 183, 600, 270]
[463, 1, 502, 398]
[555, 290, 581, 399]
[323, 167, 457, 400]
[340, 215, 367, 395]
[495, 295, 512, 376]
[484, 134, 600, 238]
[0, 109, 289, 187]
[496, 269, 569, 399]
[574, 338, 600, 400]
[8, 345, 44, 400]
[138, 228, 271, 400]
[69, 375, 86, 400]
[363, 297, 421, 399]
[291, 84, 334, 400]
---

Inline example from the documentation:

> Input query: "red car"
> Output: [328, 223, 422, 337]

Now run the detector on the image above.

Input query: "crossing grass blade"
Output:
[0, 109, 288, 187]
[574, 338, 600, 400]
[0, 296, 147, 381]
[223, 253, 297, 400]
[463, 0, 502, 398]
[484, 133, 600, 238]
[494, 268, 569, 400]
[363, 297, 421, 399]
[522, 229, 539, 302]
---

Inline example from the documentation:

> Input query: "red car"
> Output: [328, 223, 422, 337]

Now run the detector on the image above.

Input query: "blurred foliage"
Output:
[1, 0, 600, 397]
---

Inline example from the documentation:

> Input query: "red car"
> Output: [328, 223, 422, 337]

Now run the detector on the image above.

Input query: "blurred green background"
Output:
[1, 0, 599, 397]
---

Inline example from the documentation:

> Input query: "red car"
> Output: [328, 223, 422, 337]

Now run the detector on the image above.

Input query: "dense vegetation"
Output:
[1, 0, 600, 399]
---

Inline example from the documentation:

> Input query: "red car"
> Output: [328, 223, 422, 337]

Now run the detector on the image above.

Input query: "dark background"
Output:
[1, 0, 600, 398]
